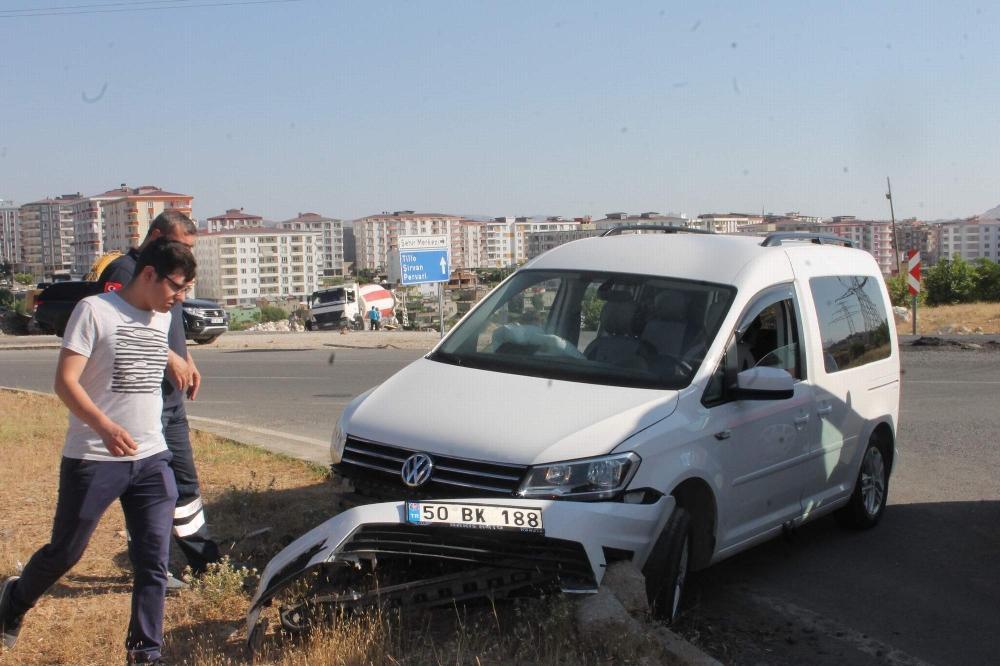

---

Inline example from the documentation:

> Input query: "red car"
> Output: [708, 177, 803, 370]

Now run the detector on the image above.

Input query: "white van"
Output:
[247, 230, 900, 642]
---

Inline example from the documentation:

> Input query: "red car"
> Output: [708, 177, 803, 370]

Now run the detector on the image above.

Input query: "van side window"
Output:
[703, 296, 803, 406]
[809, 276, 891, 373]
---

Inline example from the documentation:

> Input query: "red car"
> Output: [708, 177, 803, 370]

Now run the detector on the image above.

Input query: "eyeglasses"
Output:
[163, 275, 195, 295]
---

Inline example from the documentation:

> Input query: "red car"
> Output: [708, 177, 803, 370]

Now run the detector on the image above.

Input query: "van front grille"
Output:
[336, 436, 527, 499]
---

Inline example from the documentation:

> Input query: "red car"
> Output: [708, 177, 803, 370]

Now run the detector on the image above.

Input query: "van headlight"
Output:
[330, 421, 347, 463]
[517, 452, 641, 500]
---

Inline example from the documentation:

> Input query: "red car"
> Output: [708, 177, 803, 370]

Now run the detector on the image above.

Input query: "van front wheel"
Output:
[643, 506, 691, 624]
[836, 436, 890, 529]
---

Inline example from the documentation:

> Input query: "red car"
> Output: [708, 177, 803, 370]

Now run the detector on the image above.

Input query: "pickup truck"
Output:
[32, 282, 228, 344]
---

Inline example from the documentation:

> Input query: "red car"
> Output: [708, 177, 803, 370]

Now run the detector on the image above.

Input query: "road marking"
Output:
[750, 594, 934, 666]
[187, 415, 328, 448]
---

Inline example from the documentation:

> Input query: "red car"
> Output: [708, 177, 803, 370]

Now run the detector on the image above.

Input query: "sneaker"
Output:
[165, 572, 188, 593]
[0, 576, 25, 650]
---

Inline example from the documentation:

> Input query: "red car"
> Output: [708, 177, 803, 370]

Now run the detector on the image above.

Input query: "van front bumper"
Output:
[246, 495, 674, 645]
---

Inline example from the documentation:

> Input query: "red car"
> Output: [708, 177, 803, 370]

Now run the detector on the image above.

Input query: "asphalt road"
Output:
[1, 345, 998, 664]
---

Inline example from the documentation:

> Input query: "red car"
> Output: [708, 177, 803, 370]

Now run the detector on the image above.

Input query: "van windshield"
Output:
[429, 270, 736, 389]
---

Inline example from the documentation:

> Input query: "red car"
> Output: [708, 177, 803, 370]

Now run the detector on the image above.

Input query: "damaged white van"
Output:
[247, 229, 900, 645]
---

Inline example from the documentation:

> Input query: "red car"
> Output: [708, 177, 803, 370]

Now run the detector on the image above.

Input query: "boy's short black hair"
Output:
[136, 238, 197, 282]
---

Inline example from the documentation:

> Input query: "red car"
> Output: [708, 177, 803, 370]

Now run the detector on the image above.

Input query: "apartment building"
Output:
[193, 227, 322, 306]
[895, 220, 940, 265]
[354, 212, 469, 271]
[204, 208, 264, 234]
[594, 212, 688, 232]
[102, 185, 193, 253]
[526, 227, 602, 260]
[279, 212, 344, 276]
[0, 199, 18, 266]
[19, 194, 82, 280]
[938, 217, 1000, 263]
[818, 218, 897, 274]
[480, 216, 586, 268]
[70, 185, 135, 277]
[693, 213, 763, 233]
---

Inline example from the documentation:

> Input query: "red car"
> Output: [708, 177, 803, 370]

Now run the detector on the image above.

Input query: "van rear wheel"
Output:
[643, 506, 691, 624]
[836, 435, 889, 529]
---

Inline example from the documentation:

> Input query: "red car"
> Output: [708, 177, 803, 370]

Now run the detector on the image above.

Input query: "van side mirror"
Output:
[732, 366, 794, 401]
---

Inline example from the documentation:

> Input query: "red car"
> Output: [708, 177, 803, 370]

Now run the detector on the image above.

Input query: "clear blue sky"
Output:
[2, 0, 998, 222]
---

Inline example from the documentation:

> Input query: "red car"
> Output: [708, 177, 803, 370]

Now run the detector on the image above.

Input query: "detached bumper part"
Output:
[245, 496, 674, 649]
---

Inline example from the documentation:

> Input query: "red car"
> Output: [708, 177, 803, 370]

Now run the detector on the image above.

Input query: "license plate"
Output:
[210, 317, 224, 324]
[406, 501, 543, 533]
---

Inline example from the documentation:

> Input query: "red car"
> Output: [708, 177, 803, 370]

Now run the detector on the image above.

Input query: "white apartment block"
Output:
[694, 213, 763, 234]
[0, 199, 18, 266]
[204, 208, 264, 234]
[102, 185, 193, 253]
[279, 212, 344, 276]
[19, 194, 81, 280]
[354, 212, 468, 271]
[71, 186, 133, 277]
[482, 217, 582, 268]
[939, 218, 1000, 263]
[194, 227, 322, 306]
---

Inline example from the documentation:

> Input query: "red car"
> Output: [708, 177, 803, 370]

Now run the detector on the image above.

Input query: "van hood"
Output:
[345, 357, 678, 465]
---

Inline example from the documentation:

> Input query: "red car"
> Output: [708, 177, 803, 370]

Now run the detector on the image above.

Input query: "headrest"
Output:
[600, 300, 637, 335]
[653, 292, 687, 321]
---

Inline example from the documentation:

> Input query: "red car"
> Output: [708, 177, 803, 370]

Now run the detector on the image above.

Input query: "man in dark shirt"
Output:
[99, 210, 220, 580]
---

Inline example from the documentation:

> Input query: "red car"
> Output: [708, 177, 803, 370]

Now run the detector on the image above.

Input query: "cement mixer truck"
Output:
[306, 283, 396, 331]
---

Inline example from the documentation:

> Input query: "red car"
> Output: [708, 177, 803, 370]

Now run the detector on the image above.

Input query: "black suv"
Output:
[181, 298, 229, 344]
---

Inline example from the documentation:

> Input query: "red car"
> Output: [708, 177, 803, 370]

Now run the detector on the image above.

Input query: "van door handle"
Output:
[817, 405, 833, 416]
[794, 415, 810, 425]
[714, 430, 732, 440]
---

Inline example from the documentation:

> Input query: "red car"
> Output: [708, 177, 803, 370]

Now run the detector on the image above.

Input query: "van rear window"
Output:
[809, 276, 891, 373]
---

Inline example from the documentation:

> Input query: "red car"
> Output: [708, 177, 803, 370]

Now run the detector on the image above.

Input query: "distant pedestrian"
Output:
[368, 305, 381, 331]
[98, 210, 221, 584]
[0, 239, 196, 664]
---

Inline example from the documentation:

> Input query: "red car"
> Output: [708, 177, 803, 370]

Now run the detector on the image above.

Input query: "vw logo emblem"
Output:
[401, 453, 434, 488]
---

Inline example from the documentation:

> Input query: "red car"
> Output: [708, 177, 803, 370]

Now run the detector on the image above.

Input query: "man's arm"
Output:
[54, 348, 138, 457]
[186, 351, 201, 400]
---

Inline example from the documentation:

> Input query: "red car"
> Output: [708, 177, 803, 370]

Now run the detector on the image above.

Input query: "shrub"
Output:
[885, 274, 925, 307]
[973, 258, 1000, 302]
[0, 288, 13, 310]
[258, 305, 286, 323]
[923, 257, 977, 305]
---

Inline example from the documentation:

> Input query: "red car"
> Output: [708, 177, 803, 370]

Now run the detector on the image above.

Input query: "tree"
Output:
[0, 288, 14, 309]
[885, 274, 924, 307]
[923, 257, 977, 305]
[14, 273, 33, 286]
[972, 258, 1000, 302]
[1, 261, 13, 283]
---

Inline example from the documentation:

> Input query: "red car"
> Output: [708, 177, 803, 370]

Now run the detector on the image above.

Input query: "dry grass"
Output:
[902, 302, 1000, 334]
[0, 390, 665, 666]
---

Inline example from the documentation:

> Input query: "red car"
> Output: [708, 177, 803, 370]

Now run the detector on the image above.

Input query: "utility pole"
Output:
[886, 177, 901, 275]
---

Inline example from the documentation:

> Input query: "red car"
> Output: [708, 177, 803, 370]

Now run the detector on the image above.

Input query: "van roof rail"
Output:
[760, 232, 854, 248]
[600, 224, 714, 237]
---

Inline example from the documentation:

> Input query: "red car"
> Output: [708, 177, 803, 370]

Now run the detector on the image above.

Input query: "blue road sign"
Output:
[399, 249, 450, 285]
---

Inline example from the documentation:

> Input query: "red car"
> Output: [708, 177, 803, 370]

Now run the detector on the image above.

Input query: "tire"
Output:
[643, 506, 691, 624]
[836, 435, 890, 529]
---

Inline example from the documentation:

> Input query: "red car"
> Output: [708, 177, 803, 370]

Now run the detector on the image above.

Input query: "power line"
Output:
[0, 1, 200, 15]
[0, 0, 303, 18]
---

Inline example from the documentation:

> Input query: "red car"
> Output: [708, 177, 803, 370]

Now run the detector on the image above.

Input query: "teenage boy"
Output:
[0, 239, 196, 664]
[100, 210, 220, 580]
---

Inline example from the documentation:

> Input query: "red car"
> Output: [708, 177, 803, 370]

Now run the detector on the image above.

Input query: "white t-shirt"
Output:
[61, 292, 171, 461]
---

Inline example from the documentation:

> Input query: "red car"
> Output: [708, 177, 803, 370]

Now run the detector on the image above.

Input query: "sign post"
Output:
[907, 249, 921, 336]
[392, 235, 451, 337]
